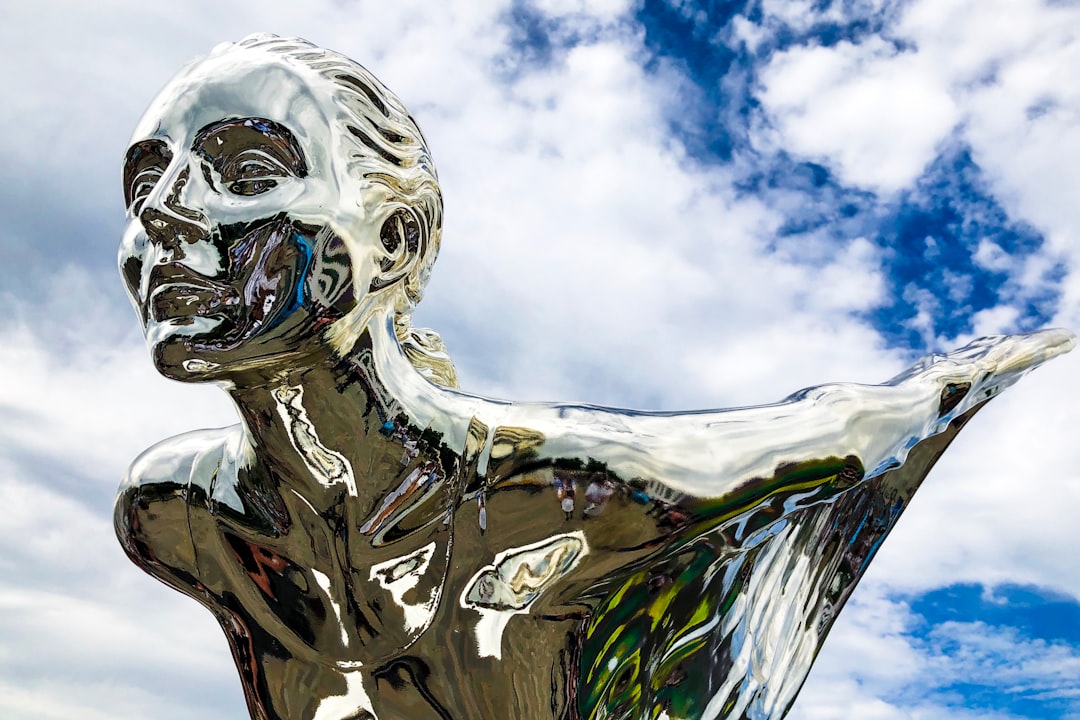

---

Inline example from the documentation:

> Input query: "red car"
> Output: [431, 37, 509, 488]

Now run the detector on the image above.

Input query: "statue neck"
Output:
[223, 310, 473, 515]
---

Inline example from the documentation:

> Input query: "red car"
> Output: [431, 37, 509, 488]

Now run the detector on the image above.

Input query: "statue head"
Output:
[119, 34, 454, 386]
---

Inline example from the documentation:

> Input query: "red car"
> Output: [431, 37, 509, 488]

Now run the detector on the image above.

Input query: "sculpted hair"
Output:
[232, 33, 457, 388]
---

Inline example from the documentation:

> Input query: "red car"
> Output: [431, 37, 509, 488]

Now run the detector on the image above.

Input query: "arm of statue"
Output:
[493, 329, 1074, 503]
[495, 329, 1073, 720]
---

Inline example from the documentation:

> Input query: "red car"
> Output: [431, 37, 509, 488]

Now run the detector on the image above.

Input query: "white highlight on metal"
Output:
[312, 569, 350, 648]
[311, 670, 376, 720]
[272, 384, 357, 495]
[181, 358, 220, 372]
[369, 542, 439, 633]
[460, 531, 587, 659]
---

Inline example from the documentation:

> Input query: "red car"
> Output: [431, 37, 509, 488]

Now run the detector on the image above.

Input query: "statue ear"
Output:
[371, 207, 422, 291]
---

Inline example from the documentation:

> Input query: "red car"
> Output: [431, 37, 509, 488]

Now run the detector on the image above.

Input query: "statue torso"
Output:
[117, 402, 977, 720]
[118, 424, 669, 719]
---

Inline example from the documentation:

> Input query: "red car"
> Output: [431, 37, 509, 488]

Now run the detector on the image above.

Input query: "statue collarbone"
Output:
[116, 33, 1075, 720]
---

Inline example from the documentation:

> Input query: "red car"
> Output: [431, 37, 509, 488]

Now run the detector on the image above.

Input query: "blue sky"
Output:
[1, 1, 1079, 718]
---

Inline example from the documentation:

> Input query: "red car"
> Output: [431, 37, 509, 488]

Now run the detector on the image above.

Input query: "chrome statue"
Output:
[115, 34, 1074, 720]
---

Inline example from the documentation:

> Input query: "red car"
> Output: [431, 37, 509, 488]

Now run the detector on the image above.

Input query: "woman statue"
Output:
[115, 34, 1072, 720]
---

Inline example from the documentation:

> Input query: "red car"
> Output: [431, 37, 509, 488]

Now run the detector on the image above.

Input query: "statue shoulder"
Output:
[120, 427, 235, 495]
[114, 427, 237, 581]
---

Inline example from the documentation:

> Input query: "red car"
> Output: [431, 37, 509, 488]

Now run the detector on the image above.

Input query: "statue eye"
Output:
[221, 151, 290, 196]
[129, 166, 165, 214]
[123, 140, 172, 215]
[193, 117, 308, 197]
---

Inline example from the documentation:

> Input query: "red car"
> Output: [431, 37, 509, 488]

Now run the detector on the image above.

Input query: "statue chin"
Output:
[144, 319, 230, 382]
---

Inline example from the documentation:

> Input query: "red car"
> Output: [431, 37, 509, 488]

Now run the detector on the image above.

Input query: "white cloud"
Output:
[532, 0, 636, 21]
[895, 0, 1080, 329]
[759, 37, 960, 193]
[0, 454, 246, 719]
[0, 679, 227, 720]
[410, 19, 900, 408]
[973, 238, 1014, 273]
[754, 0, 1080, 323]
[970, 304, 1021, 336]
[0, 312, 232, 481]
[792, 587, 1080, 719]
[758, 0, 847, 34]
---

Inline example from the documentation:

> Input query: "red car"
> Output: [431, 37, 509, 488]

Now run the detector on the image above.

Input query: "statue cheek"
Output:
[119, 251, 144, 305]
[222, 221, 306, 334]
[118, 223, 149, 302]
[305, 231, 356, 316]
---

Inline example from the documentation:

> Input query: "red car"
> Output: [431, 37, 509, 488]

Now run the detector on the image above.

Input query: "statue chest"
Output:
[188, 490, 454, 667]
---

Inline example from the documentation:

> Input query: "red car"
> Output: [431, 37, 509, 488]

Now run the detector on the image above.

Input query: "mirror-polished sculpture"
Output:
[114, 34, 1074, 720]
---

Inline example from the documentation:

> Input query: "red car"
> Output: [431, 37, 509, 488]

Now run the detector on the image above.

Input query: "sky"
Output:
[1, 0, 1079, 718]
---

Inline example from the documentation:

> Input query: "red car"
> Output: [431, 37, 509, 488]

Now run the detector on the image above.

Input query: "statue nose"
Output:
[139, 167, 210, 252]
[141, 207, 209, 256]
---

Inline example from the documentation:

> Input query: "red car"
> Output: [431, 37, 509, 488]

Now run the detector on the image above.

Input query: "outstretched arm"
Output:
[557, 333, 1073, 720]
[489, 329, 1075, 500]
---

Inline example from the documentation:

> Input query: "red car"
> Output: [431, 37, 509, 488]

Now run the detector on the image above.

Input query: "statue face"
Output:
[119, 50, 371, 382]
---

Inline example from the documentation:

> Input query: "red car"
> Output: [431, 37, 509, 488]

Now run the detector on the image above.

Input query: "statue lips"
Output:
[146, 266, 239, 324]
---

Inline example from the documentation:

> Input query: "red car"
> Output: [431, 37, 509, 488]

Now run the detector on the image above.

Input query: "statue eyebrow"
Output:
[191, 117, 308, 177]
[123, 138, 170, 168]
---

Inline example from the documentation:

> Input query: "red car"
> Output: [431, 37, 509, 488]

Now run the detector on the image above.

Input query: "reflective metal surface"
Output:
[115, 34, 1076, 720]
